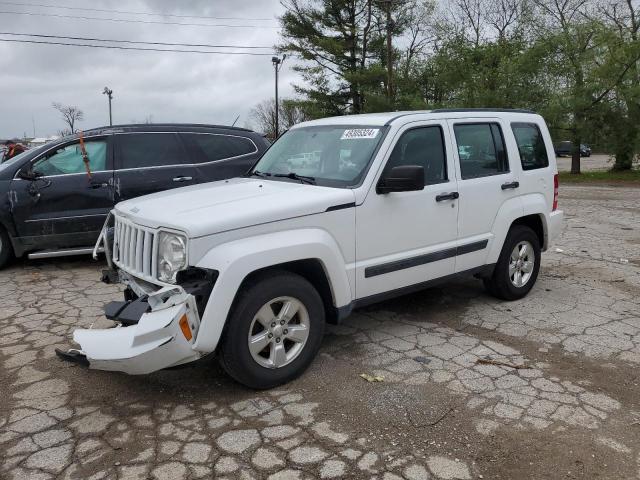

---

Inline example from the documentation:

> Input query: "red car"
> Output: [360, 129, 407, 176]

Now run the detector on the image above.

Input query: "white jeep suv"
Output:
[58, 109, 564, 389]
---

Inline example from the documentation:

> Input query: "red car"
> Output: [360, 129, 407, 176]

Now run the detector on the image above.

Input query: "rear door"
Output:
[11, 136, 114, 247]
[356, 121, 459, 299]
[180, 132, 262, 183]
[113, 132, 197, 202]
[448, 119, 520, 272]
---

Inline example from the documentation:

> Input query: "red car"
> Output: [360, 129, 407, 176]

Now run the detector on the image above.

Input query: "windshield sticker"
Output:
[341, 128, 380, 140]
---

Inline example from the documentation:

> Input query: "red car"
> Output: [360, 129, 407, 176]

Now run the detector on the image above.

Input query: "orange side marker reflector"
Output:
[179, 314, 192, 341]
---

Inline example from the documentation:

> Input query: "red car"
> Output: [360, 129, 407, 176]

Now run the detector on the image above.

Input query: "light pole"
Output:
[271, 55, 285, 138]
[102, 87, 113, 126]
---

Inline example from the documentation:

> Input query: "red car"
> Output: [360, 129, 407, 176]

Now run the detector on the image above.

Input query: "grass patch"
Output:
[558, 169, 640, 184]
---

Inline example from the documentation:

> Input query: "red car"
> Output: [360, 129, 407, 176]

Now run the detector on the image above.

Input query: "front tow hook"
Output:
[55, 348, 89, 368]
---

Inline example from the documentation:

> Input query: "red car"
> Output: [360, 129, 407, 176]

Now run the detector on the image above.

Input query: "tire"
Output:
[218, 270, 325, 389]
[0, 226, 14, 269]
[484, 225, 541, 301]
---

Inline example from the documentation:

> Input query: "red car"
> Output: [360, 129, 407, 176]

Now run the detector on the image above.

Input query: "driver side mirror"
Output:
[376, 165, 424, 194]
[17, 167, 42, 181]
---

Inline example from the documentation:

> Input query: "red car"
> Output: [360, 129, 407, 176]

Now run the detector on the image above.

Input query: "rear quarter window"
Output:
[511, 123, 549, 170]
[182, 133, 257, 163]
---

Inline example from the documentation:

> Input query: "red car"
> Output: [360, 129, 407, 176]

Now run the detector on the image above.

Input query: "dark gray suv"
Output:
[0, 124, 269, 268]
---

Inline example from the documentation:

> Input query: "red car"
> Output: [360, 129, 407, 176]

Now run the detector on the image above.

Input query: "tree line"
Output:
[251, 0, 640, 173]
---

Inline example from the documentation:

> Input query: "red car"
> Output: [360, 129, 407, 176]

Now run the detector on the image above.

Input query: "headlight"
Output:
[157, 232, 187, 283]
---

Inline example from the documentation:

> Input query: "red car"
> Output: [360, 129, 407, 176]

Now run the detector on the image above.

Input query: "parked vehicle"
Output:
[0, 124, 270, 268]
[554, 141, 591, 157]
[0, 140, 27, 163]
[60, 109, 564, 389]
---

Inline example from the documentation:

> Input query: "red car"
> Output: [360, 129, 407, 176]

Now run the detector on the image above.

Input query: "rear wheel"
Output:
[218, 271, 325, 389]
[0, 226, 14, 269]
[484, 225, 540, 300]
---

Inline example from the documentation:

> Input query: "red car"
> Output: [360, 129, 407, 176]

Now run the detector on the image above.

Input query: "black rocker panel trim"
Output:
[364, 240, 488, 278]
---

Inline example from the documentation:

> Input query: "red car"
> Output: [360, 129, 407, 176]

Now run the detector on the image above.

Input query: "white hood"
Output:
[114, 177, 355, 238]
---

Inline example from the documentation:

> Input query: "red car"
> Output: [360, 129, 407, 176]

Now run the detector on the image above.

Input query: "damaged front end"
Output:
[57, 213, 214, 375]
[57, 286, 202, 374]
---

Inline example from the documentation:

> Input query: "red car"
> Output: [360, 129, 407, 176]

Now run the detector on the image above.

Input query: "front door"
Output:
[356, 121, 459, 299]
[447, 119, 520, 272]
[113, 132, 197, 202]
[11, 136, 114, 249]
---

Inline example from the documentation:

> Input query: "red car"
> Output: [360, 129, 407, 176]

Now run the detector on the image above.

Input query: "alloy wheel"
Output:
[509, 240, 535, 288]
[247, 296, 310, 369]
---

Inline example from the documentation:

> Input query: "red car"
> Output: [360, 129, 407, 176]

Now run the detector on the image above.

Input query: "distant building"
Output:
[28, 136, 59, 148]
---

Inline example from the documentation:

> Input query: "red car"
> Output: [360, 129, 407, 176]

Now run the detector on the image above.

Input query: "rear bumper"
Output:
[547, 210, 564, 247]
[61, 286, 202, 375]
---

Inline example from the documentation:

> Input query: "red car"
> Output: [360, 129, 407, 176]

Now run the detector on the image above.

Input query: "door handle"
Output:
[89, 182, 108, 189]
[173, 176, 193, 182]
[501, 181, 520, 190]
[435, 192, 459, 202]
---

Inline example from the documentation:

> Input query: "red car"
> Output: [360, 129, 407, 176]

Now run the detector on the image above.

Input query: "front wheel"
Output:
[0, 226, 14, 269]
[218, 271, 325, 389]
[484, 225, 541, 300]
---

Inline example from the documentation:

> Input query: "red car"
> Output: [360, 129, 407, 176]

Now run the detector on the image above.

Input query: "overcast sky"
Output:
[0, 0, 296, 138]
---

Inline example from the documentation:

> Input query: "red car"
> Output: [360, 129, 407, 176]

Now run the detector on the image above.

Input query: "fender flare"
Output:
[192, 228, 352, 353]
[487, 194, 549, 263]
[486, 196, 524, 264]
[522, 194, 550, 250]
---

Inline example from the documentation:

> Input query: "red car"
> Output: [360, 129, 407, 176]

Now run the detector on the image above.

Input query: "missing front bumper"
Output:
[58, 286, 202, 375]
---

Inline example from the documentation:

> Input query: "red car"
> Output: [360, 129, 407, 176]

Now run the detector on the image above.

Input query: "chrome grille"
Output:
[113, 215, 157, 282]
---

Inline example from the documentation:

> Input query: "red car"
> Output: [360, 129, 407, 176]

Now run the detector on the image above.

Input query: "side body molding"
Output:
[193, 228, 353, 353]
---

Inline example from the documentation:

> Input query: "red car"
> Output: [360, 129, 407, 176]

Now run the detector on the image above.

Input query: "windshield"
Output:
[251, 125, 386, 187]
[0, 147, 40, 171]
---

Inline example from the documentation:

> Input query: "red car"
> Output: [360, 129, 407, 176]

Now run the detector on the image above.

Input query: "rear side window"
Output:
[118, 133, 185, 169]
[385, 126, 447, 185]
[512, 123, 549, 170]
[454, 123, 509, 179]
[182, 133, 257, 163]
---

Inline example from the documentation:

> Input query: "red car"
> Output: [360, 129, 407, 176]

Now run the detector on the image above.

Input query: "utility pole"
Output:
[102, 87, 113, 126]
[384, 0, 393, 103]
[271, 55, 286, 139]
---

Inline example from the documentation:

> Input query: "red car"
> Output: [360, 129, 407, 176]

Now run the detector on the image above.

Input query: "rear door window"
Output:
[182, 133, 257, 163]
[117, 133, 186, 169]
[453, 123, 509, 179]
[512, 123, 549, 170]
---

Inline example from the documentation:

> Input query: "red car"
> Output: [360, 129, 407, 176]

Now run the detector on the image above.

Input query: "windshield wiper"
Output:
[273, 172, 316, 185]
[247, 170, 270, 178]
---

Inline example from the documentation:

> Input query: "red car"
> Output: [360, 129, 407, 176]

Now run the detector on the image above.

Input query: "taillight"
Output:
[552, 174, 559, 211]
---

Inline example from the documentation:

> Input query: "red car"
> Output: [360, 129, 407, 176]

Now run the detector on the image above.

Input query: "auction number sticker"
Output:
[341, 128, 380, 140]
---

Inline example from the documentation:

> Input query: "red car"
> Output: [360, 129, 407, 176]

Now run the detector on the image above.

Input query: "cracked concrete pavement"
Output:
[1, 183, 639, 479]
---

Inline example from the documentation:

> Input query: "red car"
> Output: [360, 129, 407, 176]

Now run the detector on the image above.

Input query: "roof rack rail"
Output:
[84, 123, 254, 134]
[430, 108, 536, 114]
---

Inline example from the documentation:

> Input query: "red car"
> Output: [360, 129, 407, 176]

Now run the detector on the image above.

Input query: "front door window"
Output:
[33, 141, 107, 176]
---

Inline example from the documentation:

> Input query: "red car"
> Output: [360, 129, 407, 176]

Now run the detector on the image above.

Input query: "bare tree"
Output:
[401, 0, 437, 76]
[486, 0, 532, 40]
[250, 99, 310, 140]
[52, 102, 84, 134]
